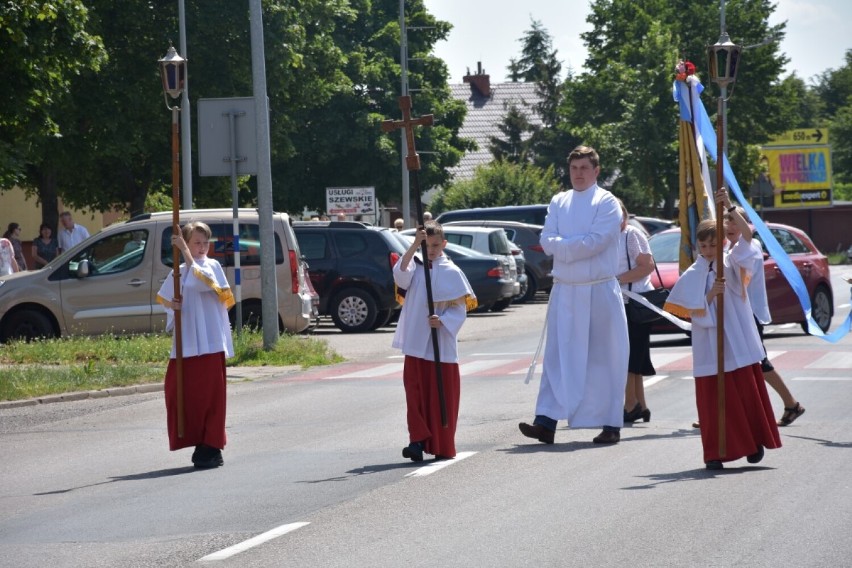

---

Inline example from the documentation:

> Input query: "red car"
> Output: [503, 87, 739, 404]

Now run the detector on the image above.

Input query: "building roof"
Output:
[448, 73, 544, 182]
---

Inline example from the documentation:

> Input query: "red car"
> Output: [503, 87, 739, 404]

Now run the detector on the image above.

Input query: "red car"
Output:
[647, 223, 834, 334]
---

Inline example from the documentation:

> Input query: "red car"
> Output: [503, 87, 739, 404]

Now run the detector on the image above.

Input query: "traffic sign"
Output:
[765, 128, 829, 146]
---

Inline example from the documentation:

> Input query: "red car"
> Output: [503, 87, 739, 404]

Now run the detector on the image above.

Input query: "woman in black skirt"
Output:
[614, 200, 656, 423]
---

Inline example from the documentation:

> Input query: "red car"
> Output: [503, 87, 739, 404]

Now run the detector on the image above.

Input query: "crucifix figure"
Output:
[381, 96, 447, 427]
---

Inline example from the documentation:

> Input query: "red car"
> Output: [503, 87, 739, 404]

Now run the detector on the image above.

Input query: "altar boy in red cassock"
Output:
[665, 197, 781, 470]
[393, 221, 476, 462]
[157, 222, 235, 469]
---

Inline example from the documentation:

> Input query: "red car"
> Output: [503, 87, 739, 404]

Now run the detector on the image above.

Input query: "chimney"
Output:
[463, 61, 491, 97]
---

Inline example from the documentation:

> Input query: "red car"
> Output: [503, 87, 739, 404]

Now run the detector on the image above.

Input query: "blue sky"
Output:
[424, 0, 850, 84]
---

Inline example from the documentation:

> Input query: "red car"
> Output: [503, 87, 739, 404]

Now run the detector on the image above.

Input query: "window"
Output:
[445, 233, 473, 249]
[299, 233, 329, 261]
[769, 228, 809, 255]
[69, 230, 147, 276]
[160, 223, 283, 268]
[334, 233, 368, 257]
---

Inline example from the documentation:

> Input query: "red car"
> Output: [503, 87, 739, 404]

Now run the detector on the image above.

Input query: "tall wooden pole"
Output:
[715, 97, 726, 457]
[171, 105, 185, 438]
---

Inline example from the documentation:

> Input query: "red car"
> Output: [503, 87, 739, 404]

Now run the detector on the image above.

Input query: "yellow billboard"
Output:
[758, 146, 832, 209]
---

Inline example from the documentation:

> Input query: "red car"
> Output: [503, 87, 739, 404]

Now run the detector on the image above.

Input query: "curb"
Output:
[0, 366, 303, 411]
[0, 383, 165, 410]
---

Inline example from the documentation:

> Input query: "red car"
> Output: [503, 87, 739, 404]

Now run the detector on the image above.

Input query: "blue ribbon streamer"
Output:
[675, 81, 851, 343]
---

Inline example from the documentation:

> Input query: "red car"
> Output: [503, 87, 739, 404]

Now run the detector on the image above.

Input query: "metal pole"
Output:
[715, 95, 726, 459]
[178, 0, 193, 209]
[399, 0, 410, 227]
[226, 110, 244, 335]
[249, 0, 279, 349]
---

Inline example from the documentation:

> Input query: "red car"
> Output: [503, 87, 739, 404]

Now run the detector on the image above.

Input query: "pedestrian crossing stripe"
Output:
[274, 349, 847, 382]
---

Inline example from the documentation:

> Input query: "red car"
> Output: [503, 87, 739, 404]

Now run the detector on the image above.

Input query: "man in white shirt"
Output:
[57, 212, 90, 253]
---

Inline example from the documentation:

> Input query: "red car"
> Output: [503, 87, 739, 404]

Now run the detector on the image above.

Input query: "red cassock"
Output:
[403, 356, 461, 458]
[164, 353, 227, 451]
[694, 363, 782, 463]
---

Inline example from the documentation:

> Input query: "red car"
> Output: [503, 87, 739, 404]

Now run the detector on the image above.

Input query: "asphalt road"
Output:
[1, 266, 851, 567]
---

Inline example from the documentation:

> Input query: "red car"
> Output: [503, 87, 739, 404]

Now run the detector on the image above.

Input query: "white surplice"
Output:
[392, 254, 475, 363]
[157, 257, 235, 359]
[536, 185, 629, 428]
[666, 236, 764, 376]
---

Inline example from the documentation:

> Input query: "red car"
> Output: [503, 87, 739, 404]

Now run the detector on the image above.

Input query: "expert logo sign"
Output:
[326, 187, 375, 215]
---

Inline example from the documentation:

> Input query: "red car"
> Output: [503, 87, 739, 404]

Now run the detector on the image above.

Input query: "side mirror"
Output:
[76, 259, 91, 278]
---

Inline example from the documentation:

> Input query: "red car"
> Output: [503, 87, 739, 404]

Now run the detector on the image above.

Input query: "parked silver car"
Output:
[0, 209, 316, 342]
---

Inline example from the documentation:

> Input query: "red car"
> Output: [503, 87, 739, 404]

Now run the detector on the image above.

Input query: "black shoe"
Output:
[623, 403, 642, 423]
[747, 445, 765, 464]
[705, 460, 723, 470]
[592, 430, 620, 444]
[402, 442, 424, 462]
[191, 445, 201, 464]
[193, 445, 224, 469]
[518, 422, 555, 444]
[640, 408, 651, 423]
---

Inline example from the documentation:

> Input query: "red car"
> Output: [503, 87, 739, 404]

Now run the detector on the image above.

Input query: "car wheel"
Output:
[519, 271, 538, 303]
[230, 301, 261, 331]
[371, 308, 394, 330]
[331, 288, 378, 333]
[491, 298, 512, 312]
[513, 278, 529, 304]
[803, 285, 833, 333]
[1, 309, 57, 343]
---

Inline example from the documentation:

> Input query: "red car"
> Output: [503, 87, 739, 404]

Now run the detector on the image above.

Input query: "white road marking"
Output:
[793, 376, 852, 381]
[510, 363, 541, 375]
[805, 352, 852, 369]
[458, 360, 516, 374]
[643, 375, 668, 388]
[326, 363, 403, 379]
[405, 451, 477, 477]
[651, 352, 691, 367]
[198, 522, 310, 562]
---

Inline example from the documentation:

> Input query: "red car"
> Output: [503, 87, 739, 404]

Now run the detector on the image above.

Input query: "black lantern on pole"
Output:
[707, 31, 743, 93]
[158, 44, 187, 438]
[158, 45, 186, 104]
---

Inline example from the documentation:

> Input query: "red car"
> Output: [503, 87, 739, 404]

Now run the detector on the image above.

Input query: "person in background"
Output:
[3, 223, 27, 271]
[0, 237, 19, 275]
[57, 212, 90, 253]
[337, 213, 347, 221]
[422, 211, 433, 222]
[393, 218, 404, 232]
[666, 189, 781, 470]
[724, 205, 805, 427]
[518, 145, 628, 446]
[32, 223, 59, 269]
[156, 221, 235, 469]
[614, 199, 656, 423]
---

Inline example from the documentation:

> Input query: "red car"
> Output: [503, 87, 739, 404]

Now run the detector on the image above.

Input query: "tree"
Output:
[0, 0, 106, 224]
[565, 0, 791, 215]
[488, 104, 537, 164]
[813, 50, 852, 118]
[430, 160, 561, 213]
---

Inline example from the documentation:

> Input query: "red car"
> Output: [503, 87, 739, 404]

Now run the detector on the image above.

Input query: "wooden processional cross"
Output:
[381, 96, 448, 428]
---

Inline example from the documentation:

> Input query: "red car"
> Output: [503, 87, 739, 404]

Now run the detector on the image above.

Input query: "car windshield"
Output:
[648, 230, 681, 263]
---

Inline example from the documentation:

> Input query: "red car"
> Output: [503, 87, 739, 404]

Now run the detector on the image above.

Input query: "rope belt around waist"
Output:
[553, 276, 616, 286]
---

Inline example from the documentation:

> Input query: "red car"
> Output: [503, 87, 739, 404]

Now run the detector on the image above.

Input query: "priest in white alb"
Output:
[519, 145, 629, 445]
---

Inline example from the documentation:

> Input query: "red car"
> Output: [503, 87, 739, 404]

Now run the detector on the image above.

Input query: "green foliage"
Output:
[0, 331, 342, 401]
[431, 160, 561, 213]
[0, 0, 106, 189]
[488, 104, 537, 163]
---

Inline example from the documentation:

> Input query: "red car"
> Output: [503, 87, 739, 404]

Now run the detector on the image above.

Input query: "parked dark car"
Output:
[648, 223, 834, 334]
[632, 216, 674, 236]
[293, 221, 407, 332]
[443, 220, 553, 301]
[436, 204, 550, 226]
[393, 234, 515, 312]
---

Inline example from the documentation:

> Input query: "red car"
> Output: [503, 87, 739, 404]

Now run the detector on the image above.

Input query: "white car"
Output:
[401, 225, 521, 311]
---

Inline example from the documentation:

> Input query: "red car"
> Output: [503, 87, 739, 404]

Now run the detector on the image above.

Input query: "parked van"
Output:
[0, 209, 316, 342]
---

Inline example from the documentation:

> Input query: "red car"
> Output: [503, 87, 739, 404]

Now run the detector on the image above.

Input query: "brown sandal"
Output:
[778, 402, 805, 426]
